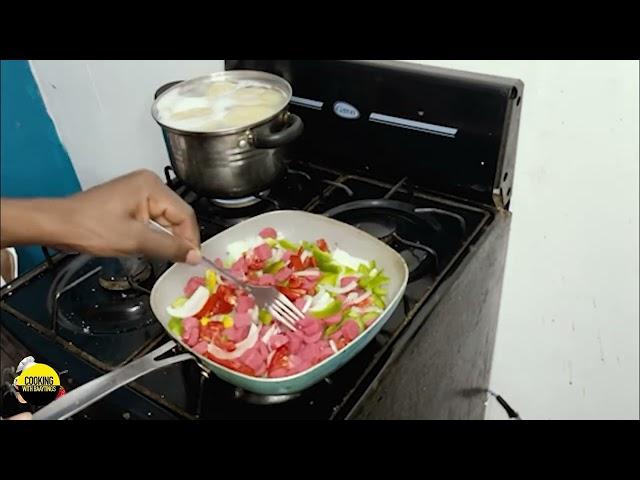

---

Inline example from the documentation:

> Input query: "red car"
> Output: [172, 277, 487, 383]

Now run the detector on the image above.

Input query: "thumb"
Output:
[131, 222, 201, 264]
[7, 412, 32, 420]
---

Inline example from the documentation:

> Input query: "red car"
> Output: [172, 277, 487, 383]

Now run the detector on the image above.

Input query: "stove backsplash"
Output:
[226, 60, 523, 208]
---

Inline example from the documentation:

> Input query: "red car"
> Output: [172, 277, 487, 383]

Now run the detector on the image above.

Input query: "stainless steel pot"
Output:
[151, 71, 303, 199]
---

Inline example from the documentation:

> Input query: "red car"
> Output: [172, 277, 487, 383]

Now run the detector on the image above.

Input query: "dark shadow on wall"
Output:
[1, 60, 81, 273]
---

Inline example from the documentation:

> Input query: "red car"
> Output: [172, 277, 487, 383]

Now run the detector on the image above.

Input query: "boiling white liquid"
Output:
[156, 79, 287, 132]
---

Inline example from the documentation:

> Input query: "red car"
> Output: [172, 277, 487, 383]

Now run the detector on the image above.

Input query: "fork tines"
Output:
[268, 294, 305, 332]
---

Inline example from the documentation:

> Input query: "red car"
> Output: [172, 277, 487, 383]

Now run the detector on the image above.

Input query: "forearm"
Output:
[0, 198, 69, 249]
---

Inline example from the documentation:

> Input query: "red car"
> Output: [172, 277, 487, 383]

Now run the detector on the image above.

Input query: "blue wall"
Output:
[1, 60, 81, 272]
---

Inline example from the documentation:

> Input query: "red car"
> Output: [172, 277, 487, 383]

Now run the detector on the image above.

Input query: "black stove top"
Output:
[1, 161, 490, 419]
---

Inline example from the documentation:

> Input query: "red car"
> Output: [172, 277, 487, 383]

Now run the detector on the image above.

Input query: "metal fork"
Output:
[201, 257, 304, 331]
[149, 221, 305, 331]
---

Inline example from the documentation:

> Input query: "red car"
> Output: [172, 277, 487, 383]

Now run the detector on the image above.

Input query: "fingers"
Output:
[7, 412, 32, 420]
[145, 177, 201, 250]
[70, 169, 202, 263]
[130, 221, 200, 264]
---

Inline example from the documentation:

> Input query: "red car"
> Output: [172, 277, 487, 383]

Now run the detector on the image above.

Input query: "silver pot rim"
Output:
[151, 70, 293, 137]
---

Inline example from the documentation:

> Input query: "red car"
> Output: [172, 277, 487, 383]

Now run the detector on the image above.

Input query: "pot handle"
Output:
[254, 114, 303, 149]
[154, 81, 183, 100]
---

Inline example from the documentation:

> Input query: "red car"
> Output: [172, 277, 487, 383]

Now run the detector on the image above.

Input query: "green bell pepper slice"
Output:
[259, 309, 273, 326]
[168, 317, 183, 337]
[310, 300, 342, 319]
[264, 260, 286, 274]
[278, 239, 300, 252]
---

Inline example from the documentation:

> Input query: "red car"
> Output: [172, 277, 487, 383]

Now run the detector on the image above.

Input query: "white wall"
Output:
[30, 60, 225, 188]
[402, 60, 639, 420]
[32, 60, 639, 419]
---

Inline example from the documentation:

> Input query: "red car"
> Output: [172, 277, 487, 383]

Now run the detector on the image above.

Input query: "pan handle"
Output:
[32, 341, 193, 420]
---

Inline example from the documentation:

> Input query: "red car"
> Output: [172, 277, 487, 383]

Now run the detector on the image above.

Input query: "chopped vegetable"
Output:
[308, 244, 341, 273]
[259, 309, 273, 325]
[278, 239, 300, 251]
[166, 286, 210, 318]
[171, 297, 188, 308]
[264, 260, 286, 274]
[373, 294, 386, 309]
[324, 281, 358, 295]
[324, 317, 346, 337]
[319, 272, 338, 287]
[207, 323, 259, 360]
[222, 315, 234, 329]
[316, 238, 329, 252]
[309, 299, 342, 319]
[167, 228, 389, 379]
[205, 270, 217, 292]
[332, 248, 368, 271]
[168, 317, 183, 337]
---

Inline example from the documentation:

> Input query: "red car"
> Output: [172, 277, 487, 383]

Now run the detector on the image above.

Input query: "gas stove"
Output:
[0, 60, 523, 420]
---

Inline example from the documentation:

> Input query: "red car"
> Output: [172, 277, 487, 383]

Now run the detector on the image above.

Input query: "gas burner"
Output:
[324, 201, 445, 279]
[233, 388, 300, 405]
[56, 293, 155, 336]
[351, 217, 438, 274]
[46, 256, 159, 336]
[98, 257, 152, 291]
[210, 190, 270, 209]
[354, 217, 397, 242]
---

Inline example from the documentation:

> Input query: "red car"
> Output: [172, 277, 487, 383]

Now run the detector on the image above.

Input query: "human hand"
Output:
[5, 412, 32, 420]
[58, 169, 202, 264]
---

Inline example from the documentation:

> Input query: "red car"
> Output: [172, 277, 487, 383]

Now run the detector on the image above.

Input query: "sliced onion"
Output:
[266, 349, 276, 366]
[329, 340, 338, 354]
[207, 323, 259, 360]
[300, 250, 311, 262]
[310, 291, 332, 311]
[294, 269, 321, 278]
[272, 247, 285, 262]
[362, 306, 383, 314]
[226, 240, 249, 263]
[331, 248, 368, 271]
[166, 286, 210, 318]
[347, 291, 372, 306]
[261, 324, 278, 345]
[349, 305, 382, 315]
[325, 281, 358, 295]
[302, 296, 313, 313]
